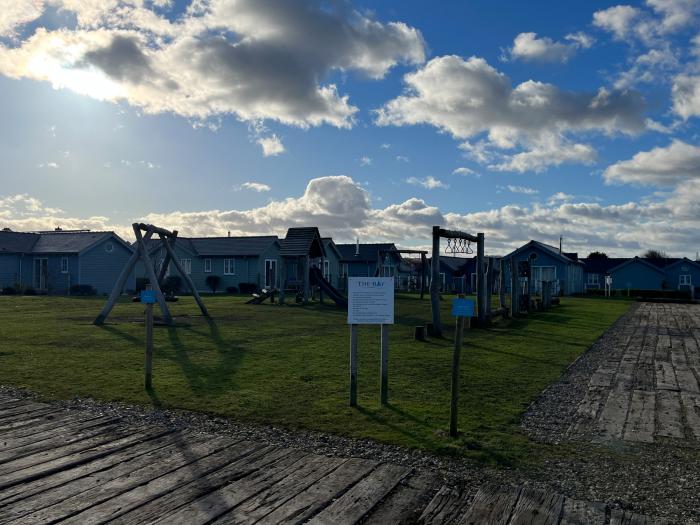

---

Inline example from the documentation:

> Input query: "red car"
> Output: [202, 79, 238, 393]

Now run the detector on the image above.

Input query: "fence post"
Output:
[350, 324, 358, 406]
[380, 324, 389, 405]
[450, 315, 467, 437]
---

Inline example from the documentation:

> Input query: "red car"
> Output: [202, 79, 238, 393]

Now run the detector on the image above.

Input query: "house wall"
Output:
[663, 262, 700, 291]
[0, 254, 21, 288]
[610, 262, 664, 290]
[322, 242, 341, 288]
[502, 245, 582, 296]
[80, 238, 134, 294]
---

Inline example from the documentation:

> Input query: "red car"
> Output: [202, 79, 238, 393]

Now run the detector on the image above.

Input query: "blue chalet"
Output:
[0, 228, 134, 294]
[503, 240, 584, 296]
[321, 237, 343, 289]
[607, 257, 666, 290]
[431, 255, 474, 293]
[335, 242, 402, 290]
[663, 258, 700, 293]
[141, 235, 281, 292]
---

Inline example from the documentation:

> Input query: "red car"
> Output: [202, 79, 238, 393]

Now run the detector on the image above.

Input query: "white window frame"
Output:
[180, 258, 192, 275]
[224, 258, 235, 275]
[60, 256, 69, 273]
[587, 273, 599, 286]
[204, 258, 212, 273]
[265, 259, 277, 288]
[680, 274, 692, 286]
[323, 259, 330, 279]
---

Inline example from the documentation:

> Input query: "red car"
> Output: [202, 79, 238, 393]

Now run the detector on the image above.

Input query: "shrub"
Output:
[205, 275, 222, 293]
[70, 284, 96, 296]
[23, 287, 36, 296]
[2, 286, 17, 295]
[226, 286, 239, 294]
[135, 278, 149, 292]
[162, 276, 182, 295]
[239, 282, 258, 294]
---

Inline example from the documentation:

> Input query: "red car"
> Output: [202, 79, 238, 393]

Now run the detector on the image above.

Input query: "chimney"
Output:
[559, 235, 563, 254]
[228, 231, 231, 237]
[55, 226, 62, 231]
[355, 238, 360, 256]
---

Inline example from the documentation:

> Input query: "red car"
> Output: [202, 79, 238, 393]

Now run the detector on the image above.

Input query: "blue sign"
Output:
[140, 289, 157, 304]
[451, 298, 474, 317]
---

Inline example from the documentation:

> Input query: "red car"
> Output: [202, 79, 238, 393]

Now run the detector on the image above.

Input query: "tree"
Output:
[587, 251, 608, 259]
[643, 249, 666, 259]
[205, 275, 221, 294]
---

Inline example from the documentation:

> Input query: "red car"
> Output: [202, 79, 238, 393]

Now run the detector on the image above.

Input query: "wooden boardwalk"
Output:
[0, 399, 668, 523]
[570, 302, 700, 444]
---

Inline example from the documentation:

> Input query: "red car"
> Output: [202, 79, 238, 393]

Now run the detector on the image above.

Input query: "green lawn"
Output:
[0, 294, 628, 465]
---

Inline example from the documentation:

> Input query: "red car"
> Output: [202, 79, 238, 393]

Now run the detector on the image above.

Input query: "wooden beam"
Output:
[380, 324, 389, 405]
[430, 226, 442, 337]
[420, 253, 426, 300]
[436, 228, 479, 243]
[156, 230, 178, 286]
[134, 226, 173, 325]
[135, 223, 174, 237]
[161, 236, 210, 318]
[450, 315, 466, 437]
[94, 227, 154, 325]
[350, 324, 358, 407]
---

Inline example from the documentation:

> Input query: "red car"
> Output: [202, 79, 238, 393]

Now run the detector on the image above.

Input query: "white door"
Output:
[265, 259, 277, 288]
[34, 258, 48, 290]
[532, 266, 556, 293]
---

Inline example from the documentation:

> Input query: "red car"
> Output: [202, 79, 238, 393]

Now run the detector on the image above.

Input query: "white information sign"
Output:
[348, 277, 394, 325]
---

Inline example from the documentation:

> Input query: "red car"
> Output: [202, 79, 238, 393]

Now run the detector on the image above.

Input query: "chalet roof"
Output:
[280, 227, 325, 258]
[189, 236, 278, 256]
[31, 232, 122, 254]
[663, 257, 700, 272]
[508, 240, 584, 265]
[608, 256, 666, 275]
[336, 243, 398, 262]
[0, 231, 39, 253]
[582, 257, 629, 274]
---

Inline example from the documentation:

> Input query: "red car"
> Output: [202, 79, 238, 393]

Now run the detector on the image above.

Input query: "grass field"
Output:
[0, 294, 629, 465]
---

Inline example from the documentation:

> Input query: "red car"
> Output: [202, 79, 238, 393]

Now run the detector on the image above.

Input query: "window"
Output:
[323, 260, 330, 279]
[340, 263, 348, 277]
[180, 258, 192, 275]
[224, 259, 235, 275]
[104, 242, 114, 253]
[204, 258, 212, 273]
[587, 273, 599, 285]
[680, 274, 692, 286]
[60, 257, 68, 273]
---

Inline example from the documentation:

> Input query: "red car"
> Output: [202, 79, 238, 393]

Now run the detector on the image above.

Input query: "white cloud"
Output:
[240, 182, 271, 192]
[452, 167, 480, 177]
[0, 0, 425, 130]
[395, 155, 409, 162]
[359, 156, 372, 166]
[376, 55, 645, 172]
[507, 32, 593, 63]
[593, 5, 644, 41]
[380, 143, 391, 149]
[406, 176, 449, 189]
[257, 135, 285, 157]
[37, 161, 59, 168]
[547, 192, 575, 204]
[504, 185, 539, 195]
[0, 0, 44, 38]
[672, 74, 700, 119]
[647, 0, 700, 32]
[603, 140, 700, 186]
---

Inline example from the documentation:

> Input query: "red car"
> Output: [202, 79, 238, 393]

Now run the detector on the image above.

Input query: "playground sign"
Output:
[451, 298, 474, 318]
[347, 277, 394, 325]
[140, 289, 156, 304]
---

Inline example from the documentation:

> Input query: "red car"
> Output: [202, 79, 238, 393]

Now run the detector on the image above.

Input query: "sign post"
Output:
[450, 295, 473, 437]
[141, 288, 157, 389]
[347, 277, 395, 406]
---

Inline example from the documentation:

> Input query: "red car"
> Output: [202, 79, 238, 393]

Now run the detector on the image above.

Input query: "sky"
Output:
[1, 0, 700, 257]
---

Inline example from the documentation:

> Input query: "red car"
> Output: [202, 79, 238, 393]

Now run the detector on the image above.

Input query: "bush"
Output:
[70, 284, 96, 296]
[2, 286, 17, 295]
[23, 287, 36, 296]
[226, 286, 239, 294]
[135, 278, 149, 292]
[206, 275, 222, 293]
[162, 276, 182, 295]
[239, 282, 258, 294]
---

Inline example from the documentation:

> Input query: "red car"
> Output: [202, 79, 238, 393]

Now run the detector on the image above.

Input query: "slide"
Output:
[310, 267, 348, 309]
[245, 288, 275, 305]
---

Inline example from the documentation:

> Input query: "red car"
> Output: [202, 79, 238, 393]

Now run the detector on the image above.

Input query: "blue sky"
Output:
[1, 0, 700, 256]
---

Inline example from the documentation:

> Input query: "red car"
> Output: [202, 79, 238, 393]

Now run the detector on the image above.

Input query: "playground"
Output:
[0, 293, 626, 465]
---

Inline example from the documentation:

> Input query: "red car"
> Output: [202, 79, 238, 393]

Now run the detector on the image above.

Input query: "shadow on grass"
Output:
[96, 324, 140, 345]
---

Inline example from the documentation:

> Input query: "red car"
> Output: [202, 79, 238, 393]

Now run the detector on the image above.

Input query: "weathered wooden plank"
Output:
[216, 454, 349, 524]
[417, 486, 472, 525]
[560, 497, 606, 524]
[681, 392, 700, 440]
[655, 361, 678, 391]
[0, 430, 178, 507]
[306, 463, 410, 525]
[597, 390, 631, 441]
[508, 486, 564, 525]
[0, 408, 57, 428]
[110, 445, 289, 525]
[623, 390, 655, 443]
[0, 432, 194, 523]
[148, 449, 309, 524]
[363, 470, 437, 525]
[610, 508, 650, 525]
[673, 367, 699, 394]
[633, 365, 655, 391]
[0, 403, 51, 420]
[455, 485, 519, 525]
[258, 457, 378, 525]
[58, 439, 255, 525]
[589, 370, 614, 388]
[655, 390, 684, 439]
[0, 411, 84, 437]
[0, 428, 169, 492]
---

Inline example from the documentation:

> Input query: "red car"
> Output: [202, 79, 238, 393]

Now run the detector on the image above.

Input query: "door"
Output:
[265, 259, 277, 288]
[34, 258, 48, 290]
[532, 266, 556, 294]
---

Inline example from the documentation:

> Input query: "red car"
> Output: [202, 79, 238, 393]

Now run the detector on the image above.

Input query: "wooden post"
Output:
[279, 258, 286, 305]
[156, 230, 178, 286]
[303, 256, 310, 304]
[350, 324, 358, 407]
[94, 228, 154, 325]
[510, 257, 518, 318]
[145, 301, 153, 389]
[380, 324, 389, 405]
[161, 237, 210, 318]
[476, 232, 485, 325]
[499, 258, 506, 310]
[420, 253, 427, 300]
[450, 315, 466, 437]
[134, 226, 173, 325]
[430, 226, 442, 337]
